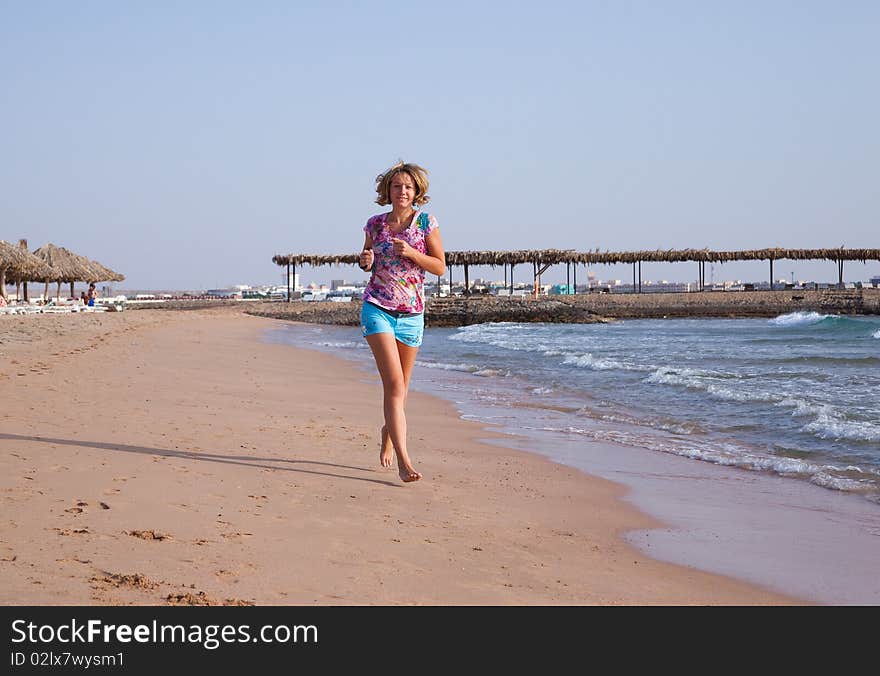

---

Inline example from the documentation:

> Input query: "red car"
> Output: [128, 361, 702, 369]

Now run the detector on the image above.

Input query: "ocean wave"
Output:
[770, 312, 880, 335]
[874, 330, 880, 339]
[809, 472, 874, 492]
[773, 398, 880, 442]
[777, 397, 827, 418]
[534, 424, 877, 493]
[800, 411, 880, 443]
[566, 404, 704, 436]
[415, 361, 481, 373]
[473, 368, 511, 377]
[773, 355, 880, 366]
[769, 311, 833, 327]
[643, 367, 777, 404]
[415, 360, 511, 378]
[562, 353, 637, 371]
[450, 323, 571, 356]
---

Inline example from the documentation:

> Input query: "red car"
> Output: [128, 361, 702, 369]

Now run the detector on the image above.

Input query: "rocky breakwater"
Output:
[246, 288, 880, 327]
[559, 288, 880, 319]
[425, 296, 610, 326]
[247, 300, 362, 326]
[247, 297, 610, 327]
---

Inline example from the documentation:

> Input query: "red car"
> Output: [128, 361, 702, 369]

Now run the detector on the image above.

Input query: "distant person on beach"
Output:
[79, 291, 88, 305]
[87, 283, 98, 307]
[358, 161, 446, 483]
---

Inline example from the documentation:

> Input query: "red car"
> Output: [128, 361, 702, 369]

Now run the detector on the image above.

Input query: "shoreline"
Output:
[0, 308, 802, 604]
[268, 320, 880, 605]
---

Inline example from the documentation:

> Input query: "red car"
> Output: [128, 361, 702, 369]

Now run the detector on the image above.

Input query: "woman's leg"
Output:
[379, 339, 419, 467]
[366, 332, 421, 482]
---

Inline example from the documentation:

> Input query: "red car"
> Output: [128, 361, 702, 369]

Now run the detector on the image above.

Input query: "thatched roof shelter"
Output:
[271, 246, 880, 298]
[1, 239, 126, 301]
[0, 239, 55, 299]
[31, 243, 125, 284]
[273, 246, 880, 269]
[0, 239, 53, 277]
[1, 239, 29, 270]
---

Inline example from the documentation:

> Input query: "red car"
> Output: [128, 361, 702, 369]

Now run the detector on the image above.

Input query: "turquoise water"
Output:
[268, 311, 880, 502]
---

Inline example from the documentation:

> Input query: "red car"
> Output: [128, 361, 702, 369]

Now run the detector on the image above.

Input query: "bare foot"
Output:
[398, 467, 422, 483]
[396, 450, 422, 483]
[379, 426, 393, 468]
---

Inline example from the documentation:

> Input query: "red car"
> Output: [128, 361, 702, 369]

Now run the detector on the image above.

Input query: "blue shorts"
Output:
[361, 301, 424, 348]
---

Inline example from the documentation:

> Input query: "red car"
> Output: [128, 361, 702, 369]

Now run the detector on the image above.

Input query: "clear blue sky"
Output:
[2, 1, 878, 290]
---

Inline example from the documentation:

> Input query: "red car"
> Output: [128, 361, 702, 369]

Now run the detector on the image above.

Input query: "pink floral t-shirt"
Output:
[362, 210, 439, 314]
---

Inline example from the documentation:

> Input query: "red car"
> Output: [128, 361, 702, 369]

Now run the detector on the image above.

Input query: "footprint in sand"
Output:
[125, 530, 172, 541]
[165, 591, 254, 606]
[90, 572, 158, 591]
[55, 528, 90, 536]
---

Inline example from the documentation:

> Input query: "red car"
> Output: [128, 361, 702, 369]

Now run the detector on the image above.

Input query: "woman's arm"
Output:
[392, 229, 446, 276]
[359, 233, 374, 271]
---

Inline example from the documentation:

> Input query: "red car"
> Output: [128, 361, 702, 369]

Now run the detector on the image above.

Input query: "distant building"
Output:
[206, 289, 240, 299]
[281, 271, 301, 291]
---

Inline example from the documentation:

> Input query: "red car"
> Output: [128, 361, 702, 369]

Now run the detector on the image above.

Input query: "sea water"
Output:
[267, 311, 880, 503]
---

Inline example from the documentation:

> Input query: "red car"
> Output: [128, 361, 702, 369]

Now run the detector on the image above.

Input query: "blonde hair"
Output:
[375, 161, 430, 207]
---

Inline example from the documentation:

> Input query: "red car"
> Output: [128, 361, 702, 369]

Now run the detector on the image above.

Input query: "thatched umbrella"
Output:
[0, 240, 28, 300]
[0, 239, 54, 301]
[31, 243, 125, 300]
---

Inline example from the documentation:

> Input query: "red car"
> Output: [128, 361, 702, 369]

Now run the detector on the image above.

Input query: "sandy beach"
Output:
[0, 307, 801, 605]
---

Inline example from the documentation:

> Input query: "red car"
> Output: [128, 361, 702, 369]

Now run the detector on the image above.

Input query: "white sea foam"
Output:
[316, 340, 365, 349]
[531, 387, 554, 395]
[873, 329, 880, 339]
[562, 353, 632, 371]
[415, 361, 481, 373]
[777, 397, 827, 418]
[644, 367, 776, 404]
[531, 424, 875, 492]
[800, 410, 880, 442]
[473, 368, 510, 377]
[769, 311, 834, 327]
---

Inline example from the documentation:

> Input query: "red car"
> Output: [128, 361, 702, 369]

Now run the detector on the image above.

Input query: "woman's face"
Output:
[389, 172, 416, 209]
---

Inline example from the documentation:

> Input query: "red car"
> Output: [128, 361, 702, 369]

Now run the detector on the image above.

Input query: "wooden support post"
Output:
[566, 262, 570, 294]
[437, 274, 441, 297]
[69, 281, 74, 299]
[573, 263, 577, 295]
[769, 259, 774, 291]
[509, 264, 514, 295]
[504, 264, 507, 288]
[638, 261, 642, 294]
[632, 263, 636, 294]
[536, 262, 552, 298]
[287, 261, 291, 302]
[464, 264, 469, 296]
